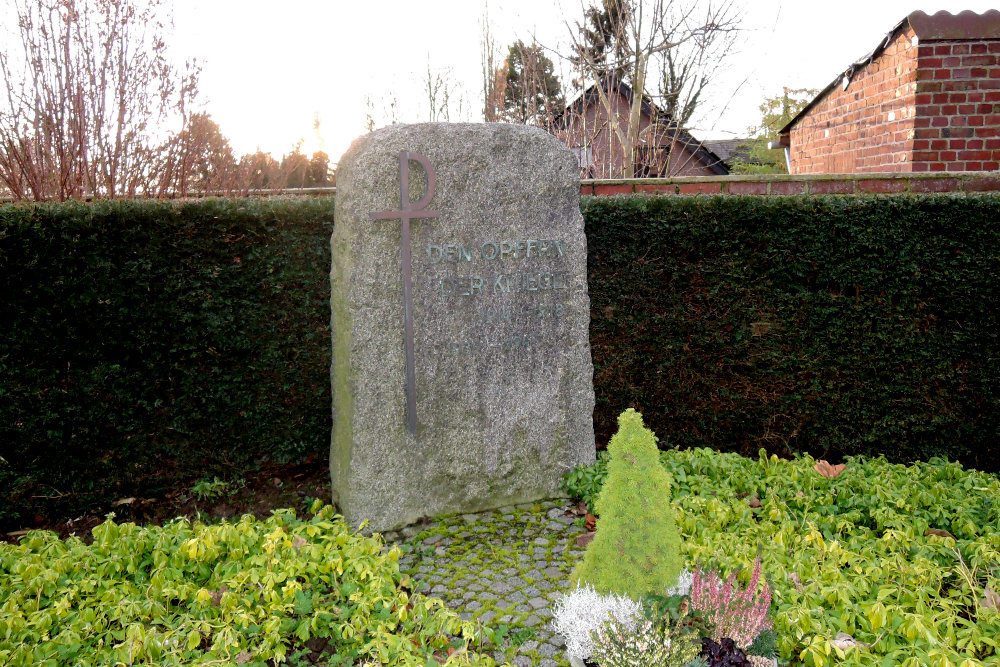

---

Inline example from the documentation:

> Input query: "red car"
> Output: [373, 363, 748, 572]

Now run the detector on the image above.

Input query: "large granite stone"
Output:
[331, 123, 595, 532]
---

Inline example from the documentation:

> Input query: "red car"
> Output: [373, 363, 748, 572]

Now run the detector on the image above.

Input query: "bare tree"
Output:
[0, 0, 199, 200]
[480, 3, 505, 123]
[563, 0, 740, 178]
[424, 59, 467, 123]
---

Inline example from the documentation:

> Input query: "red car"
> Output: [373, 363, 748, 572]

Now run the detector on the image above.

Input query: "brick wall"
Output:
[913, 40, 1000, 171]
[789, 29, 920, 174]
[580, 172, 1000, 196]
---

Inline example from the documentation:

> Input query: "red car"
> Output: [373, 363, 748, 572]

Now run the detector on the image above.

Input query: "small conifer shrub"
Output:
[571, 409, 683, 600]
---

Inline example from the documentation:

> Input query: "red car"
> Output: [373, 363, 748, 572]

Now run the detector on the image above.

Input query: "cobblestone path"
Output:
[385, 500, 588, 667]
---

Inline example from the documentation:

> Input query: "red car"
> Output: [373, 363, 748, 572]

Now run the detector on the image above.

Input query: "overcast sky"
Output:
[171, 1, 991, 163]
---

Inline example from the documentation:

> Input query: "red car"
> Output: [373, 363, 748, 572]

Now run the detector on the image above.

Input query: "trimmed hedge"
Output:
[2, 194, 998, 529]
[1, 199, 334, 528]
[585, 194, 999, 469]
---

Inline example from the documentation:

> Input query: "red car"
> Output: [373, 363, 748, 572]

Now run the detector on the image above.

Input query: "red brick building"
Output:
[777, 10, 1000, 174]
[554, 77, 728, 178]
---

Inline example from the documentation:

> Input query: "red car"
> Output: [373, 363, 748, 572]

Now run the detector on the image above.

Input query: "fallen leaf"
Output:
[787, 572, 804, 593]
[585, 513, 597, 531]
[112, 497, 136, 506]
[924, 528, 956, 539]
[6, 529, 30, 538]
[830, 632, 869, 650]
[982, 586, 1000, 611]
[292, 536, 308, 550]
[814, 460, 847, 478]
[576, 532, 595, 548]
[748, 496, 762, 508]
[235, 651, 253, 664]
[573, 500, 587, 516]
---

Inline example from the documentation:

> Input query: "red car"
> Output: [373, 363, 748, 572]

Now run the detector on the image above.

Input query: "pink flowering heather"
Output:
[689, 555, 772, 650]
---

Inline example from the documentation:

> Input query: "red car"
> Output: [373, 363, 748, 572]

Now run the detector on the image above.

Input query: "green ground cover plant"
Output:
[563, 449, 1000, 666]
[0, 502, 497, 666]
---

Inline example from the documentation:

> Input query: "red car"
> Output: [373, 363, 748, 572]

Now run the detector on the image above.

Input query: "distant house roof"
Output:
[557, 76, 730, 175]
[703, 139, 760, 168]
[778, 9, 1000, 140]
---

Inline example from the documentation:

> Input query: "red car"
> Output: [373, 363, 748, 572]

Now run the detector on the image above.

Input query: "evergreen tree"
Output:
[499, 41, 565, 127]
[572, 409, 683, 600]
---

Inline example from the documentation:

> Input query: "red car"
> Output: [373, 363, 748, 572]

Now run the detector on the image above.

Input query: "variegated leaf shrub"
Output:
[0, 502, 496, 666]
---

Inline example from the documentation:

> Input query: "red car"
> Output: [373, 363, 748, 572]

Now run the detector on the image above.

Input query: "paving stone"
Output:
[492, 581, 515, 594]
[479, 610, 496, 624]
[508, 591, 527, 603]
[466, 600, 482, 611]
[512, 656, 532, 667]
[539, 660, 559, 667]
[519, 640, 539, 652]
[535, 606, 554, 619]
[528, 596, 549, 609]
[538, 642, 561, 657]
[523, 614, 543, 627]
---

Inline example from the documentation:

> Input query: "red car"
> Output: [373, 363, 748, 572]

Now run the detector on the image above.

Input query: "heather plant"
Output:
[590, 612, 701, 667]
[571, 409, 684, 599]
[689, 556, 772, 650]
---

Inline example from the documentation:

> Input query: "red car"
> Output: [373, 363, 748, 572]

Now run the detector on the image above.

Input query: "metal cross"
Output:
[370, 151, 439, 434]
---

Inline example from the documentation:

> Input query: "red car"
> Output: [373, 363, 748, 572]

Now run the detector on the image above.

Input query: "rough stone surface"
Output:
[331, 123, 595, 531]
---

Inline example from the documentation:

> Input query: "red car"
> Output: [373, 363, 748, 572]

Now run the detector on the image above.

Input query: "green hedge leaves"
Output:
[584, 194, 1000, 470]
[1, 199, 334, 528]
[2, 193, 998, 529]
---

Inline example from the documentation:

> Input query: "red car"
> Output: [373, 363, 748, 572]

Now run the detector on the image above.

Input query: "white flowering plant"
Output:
[551, 583, 642, 662]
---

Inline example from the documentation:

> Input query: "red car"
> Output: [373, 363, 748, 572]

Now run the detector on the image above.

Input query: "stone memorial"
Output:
[330, 123, 595, 532]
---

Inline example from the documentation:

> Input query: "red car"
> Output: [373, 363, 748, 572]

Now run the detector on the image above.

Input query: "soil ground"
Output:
[2, 455, 333, 545]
